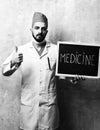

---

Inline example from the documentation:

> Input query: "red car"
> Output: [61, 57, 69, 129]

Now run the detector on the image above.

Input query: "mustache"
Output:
[37, 33, 43, 36]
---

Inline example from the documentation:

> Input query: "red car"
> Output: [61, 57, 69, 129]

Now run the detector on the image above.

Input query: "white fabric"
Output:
[2, 41, 59, 130]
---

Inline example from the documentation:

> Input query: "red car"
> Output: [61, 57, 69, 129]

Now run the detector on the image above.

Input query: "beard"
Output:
[32, 33, 46, 42]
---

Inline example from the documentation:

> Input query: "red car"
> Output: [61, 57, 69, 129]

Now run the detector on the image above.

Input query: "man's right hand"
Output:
[11, 46, 23, 67]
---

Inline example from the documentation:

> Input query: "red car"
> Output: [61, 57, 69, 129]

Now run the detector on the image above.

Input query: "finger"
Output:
[81, 76, 85, 80]
[18, 55, 23, 62]
[18, 54, 23, 58]
[19, 55, 22, 59]
[77, 75, 81, 80]
[15, 46, 18, 53]
[19, 53, 23, 56]
[19, 59, 23, 62]
[74, 74, 78, 80]
[19, 56, 22, 60]
[77, 75, 82, 80]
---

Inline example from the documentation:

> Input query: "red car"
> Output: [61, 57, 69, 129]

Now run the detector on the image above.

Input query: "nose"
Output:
[38, 28, 42, 33]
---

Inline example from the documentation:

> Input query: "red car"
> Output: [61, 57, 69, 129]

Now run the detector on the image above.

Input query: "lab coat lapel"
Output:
[28, 41, 51, 58]
[40, 42, 50, 58]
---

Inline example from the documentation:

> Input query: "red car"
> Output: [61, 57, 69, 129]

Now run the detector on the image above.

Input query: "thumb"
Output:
[14, 46, 18, 53]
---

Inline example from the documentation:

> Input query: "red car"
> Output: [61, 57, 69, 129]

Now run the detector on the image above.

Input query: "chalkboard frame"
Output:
[56, 41, 100, 78]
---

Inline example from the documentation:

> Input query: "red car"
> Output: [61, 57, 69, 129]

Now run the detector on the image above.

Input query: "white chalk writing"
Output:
[60, 52, 95, 66]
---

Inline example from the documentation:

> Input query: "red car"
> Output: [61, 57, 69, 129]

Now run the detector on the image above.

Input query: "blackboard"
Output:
[56, 42, 100, 78]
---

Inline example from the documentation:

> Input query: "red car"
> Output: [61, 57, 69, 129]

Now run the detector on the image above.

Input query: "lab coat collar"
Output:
[28, 39, 50, 48]
[41, 41, 50, 58]
[28, 40, 51, 58]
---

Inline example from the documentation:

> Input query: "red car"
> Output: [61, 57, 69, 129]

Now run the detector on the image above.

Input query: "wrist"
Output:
[10, 60, 16, 68]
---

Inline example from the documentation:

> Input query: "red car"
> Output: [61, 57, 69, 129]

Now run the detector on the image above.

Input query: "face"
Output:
[31, 22, 48, 43]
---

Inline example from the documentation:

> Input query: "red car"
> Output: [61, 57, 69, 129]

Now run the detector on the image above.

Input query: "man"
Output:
[2, 12, 59, 130]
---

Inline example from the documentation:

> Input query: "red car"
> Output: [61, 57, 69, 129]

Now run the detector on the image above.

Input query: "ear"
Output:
[46, 29, 48, 34]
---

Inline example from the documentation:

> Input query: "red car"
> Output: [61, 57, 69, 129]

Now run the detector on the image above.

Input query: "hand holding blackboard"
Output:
[70, 75, 86, 84]
[58, 75, 86, 85]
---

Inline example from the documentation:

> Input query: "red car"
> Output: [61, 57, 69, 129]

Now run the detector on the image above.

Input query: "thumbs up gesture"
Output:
[11, 46, 23, 68]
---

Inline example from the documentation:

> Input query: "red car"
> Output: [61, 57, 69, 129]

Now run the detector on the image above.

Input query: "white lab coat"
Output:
[2, 41, 59, 130]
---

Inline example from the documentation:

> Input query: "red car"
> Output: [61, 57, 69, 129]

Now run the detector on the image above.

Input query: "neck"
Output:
[32, 38, 46, 51]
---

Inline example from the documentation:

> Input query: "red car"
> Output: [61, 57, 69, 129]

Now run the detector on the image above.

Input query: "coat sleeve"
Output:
[1, 51, 20, 76]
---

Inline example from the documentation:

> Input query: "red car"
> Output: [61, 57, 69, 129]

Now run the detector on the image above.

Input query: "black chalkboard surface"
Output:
[56, 42, 100, 78]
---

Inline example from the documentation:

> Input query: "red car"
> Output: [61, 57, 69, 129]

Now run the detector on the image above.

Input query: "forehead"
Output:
[33, 22, 47, 28]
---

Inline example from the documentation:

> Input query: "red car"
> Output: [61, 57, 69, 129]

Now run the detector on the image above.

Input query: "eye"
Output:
[34, 26, 40, 30]
[42, 27, 47, 31]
